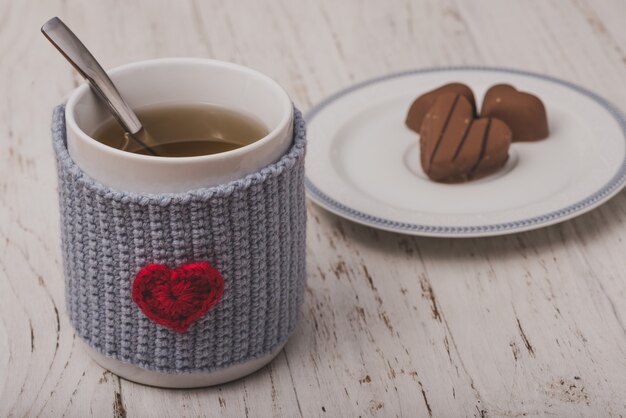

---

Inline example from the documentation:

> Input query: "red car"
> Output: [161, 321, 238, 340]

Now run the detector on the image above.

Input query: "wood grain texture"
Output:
[2, 0, 626, 416]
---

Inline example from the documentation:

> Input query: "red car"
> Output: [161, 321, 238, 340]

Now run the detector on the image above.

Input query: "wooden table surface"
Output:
[3, 0, 626, 416]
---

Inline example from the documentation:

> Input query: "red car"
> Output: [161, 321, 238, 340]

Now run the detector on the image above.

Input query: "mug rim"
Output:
[65, 57, 293, 163]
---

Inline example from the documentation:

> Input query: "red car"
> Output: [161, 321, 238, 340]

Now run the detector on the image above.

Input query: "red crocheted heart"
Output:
[131, 262, 224, 333]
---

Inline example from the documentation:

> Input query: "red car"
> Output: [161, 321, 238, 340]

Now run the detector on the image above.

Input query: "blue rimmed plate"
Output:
[305, 67, 626, 237]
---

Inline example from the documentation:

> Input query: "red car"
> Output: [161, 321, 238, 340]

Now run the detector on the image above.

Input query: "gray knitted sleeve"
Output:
[51, 105, 307, 374]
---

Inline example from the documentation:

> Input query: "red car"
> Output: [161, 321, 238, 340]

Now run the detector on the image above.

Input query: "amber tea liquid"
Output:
[92, 103, 269, 157]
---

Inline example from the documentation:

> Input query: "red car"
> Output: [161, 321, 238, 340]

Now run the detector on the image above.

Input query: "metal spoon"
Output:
[41, 17, 159, 156]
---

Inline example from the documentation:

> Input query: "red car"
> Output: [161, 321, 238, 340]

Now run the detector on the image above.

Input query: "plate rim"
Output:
[304, 66, 626, 237]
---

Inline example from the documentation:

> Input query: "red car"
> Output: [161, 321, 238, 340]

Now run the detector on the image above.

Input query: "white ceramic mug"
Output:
[65, 58, 294, 387]
[65, 58, 293, 194]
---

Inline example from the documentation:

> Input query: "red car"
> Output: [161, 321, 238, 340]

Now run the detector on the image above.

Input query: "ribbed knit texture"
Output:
[51, 105, 307, 373]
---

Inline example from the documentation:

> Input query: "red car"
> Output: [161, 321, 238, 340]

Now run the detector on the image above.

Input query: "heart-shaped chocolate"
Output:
[405, 83, 476, 133]
[131, 262, 224, 333]
[481, 84, 548, 142]
[420, 92, 511, 183]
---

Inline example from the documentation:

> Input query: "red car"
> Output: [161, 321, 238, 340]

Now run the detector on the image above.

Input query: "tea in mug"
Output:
[92, 103, 269, 157]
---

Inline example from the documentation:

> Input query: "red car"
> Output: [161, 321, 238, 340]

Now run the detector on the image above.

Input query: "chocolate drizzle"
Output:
[452, 117, 473, 161]
[428, 94, 461, 174]
[469, 117, 492, 178]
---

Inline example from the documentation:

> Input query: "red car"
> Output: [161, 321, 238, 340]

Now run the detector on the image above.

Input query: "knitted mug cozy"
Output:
[51, 105, 307, 374]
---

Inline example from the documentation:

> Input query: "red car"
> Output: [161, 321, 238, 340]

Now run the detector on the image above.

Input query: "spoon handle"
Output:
[42, 17, 158, 155]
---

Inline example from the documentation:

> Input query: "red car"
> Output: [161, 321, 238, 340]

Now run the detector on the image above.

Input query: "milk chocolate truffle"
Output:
[405, 83, 476, 133]
[420, 93, 511, 183]
[481, 84, 548, 142]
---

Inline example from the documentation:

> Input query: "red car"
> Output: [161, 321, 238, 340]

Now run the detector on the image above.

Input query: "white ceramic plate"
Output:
[305, 67, 626, 237]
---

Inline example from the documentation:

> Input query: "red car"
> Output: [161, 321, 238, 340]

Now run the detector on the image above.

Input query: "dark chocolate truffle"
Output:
[405, 83, 476, 133]
[481, 84, 548, 142]
[420, 93, 511, 183]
